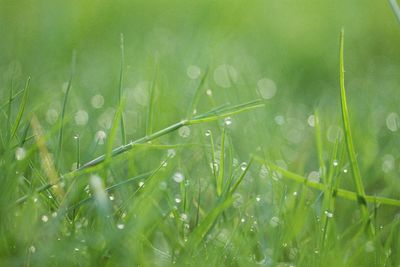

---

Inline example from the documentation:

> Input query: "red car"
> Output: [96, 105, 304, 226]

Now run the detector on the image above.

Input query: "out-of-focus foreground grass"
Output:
[1, 0, 400, 266]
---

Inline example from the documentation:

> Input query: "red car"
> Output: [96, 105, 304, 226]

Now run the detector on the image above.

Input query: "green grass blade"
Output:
[229, 157, 253, 194]
[216, 128, 226, 196]
[314, 109, 326, 182]
[0, 88, 24, 110]
[253, 156, 400, 207]
[185, 195, 233, 249]
[146, 61, 158, 136]
[339, 30, 369, 218]
[10, 76, 31, 140]
[118, 33, 127, 144]
[186, 67, 209, 118]
[56, 52, 76, 168]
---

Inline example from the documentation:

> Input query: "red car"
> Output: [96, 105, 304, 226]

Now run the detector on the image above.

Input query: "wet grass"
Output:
[1, 1, 400, 266]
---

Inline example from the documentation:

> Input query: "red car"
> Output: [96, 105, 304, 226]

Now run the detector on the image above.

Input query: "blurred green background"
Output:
[1, 0, 400, 265]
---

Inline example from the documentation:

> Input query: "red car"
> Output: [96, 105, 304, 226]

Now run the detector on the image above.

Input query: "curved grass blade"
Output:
[253, 156, 400, 207]
[339, 30, 369, 219]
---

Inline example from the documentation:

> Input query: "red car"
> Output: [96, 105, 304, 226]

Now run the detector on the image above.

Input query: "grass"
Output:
[1, 1, 400, 266]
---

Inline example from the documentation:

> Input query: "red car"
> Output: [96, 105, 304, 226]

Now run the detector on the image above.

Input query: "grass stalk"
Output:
[339, 30, 369, 220]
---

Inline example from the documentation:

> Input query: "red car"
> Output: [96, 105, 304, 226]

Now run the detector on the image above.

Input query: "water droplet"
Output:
[214, 64, 238, 88]
[109, 195, 115, 201]
[29, 245, 36, 253]
[74, 248, 80, 252]
[41, 215, 49, 222]
[167, 149, 176, 158]
[307, 171, 320, 183]
[307, 115, 315, 127]
[187, 65, 201, 79]
[293, 191, 298, 196]
[205, 130, 211, 137]
[91, 94, 104, 109]
[386, 112, 400, 132]
[333, 160, 339, 167]
[343, 168, 348, 174]
[174, 197, 182, 204]
[178, 126, 191, 138]
[138, 181, 145, 187]
[52, 212, 57, 218]
[240, 162, 247, 171]
[270, 216, 280, 227]
[257, 78, 277, 99]
[256, 196, 261, 202]
[206, 89, 213, 96]
[324, 210, 333, 218]
[117, 224, 125, 230]
[15, 147, 26, 161]
[224, 117, 232, 126]
[172, 172, 184, 183]
[46, 109, 59, 124]
[274, 115, 285, 125]
[180, 213, 188, 222]
[241, 218, 246, 223]
[94, 130, 107, 145]
[75, 110, 89, 126]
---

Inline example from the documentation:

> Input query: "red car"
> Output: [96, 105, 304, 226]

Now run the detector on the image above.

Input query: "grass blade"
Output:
[118, 33, 127, 144]
[56, 51, 76, 168]
[216, 128, 226, 196]
[186, 67, 209, 118]
[253, 156, 400, 207]
[339, 30, 369, 219]
[10, 77, 31, 140]
[146, 60, 158, 136]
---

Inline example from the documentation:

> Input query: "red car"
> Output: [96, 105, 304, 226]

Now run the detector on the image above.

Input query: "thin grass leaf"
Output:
[118, 33, 127, 144]
[314, 109, 326, 182]
[339, 30, 369, 218]
[185, 195, 233, 249]
[216, 128, 226, 196]
[0, 88, 24, 110]
[78, 99, 264, 169]
[186, 67, 209, 118]
[229, 157, 253, 194]
[146, 60, 158, 136]
[253, 156, 400, 207]
[68, 171, 153, 210]
[10, 77, 31, 140]
[56, 51, 76, 168]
